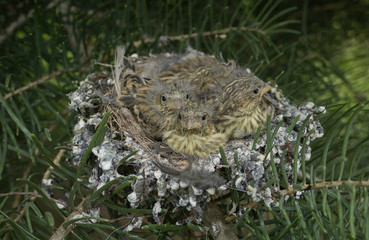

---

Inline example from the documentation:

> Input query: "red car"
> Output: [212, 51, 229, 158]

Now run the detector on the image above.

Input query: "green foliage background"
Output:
[0, 0, 368, 239]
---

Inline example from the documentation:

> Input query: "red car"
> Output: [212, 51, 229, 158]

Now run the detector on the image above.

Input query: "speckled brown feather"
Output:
[118, 78, 196, 139]
[215, 77, 275, 139]
[162, 102, 228, 159]
[157, 53, 262, 103]
[159, 55, 234, 96]
[117, 53, 181, 101]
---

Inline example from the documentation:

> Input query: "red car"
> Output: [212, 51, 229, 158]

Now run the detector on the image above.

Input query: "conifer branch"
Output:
[224, 179, 369, 223]
[1, 65, 89, 103]
[50, 198, 86, 240]
[0, 0, 61, 45]
[280, 179, 369, 195]
[12, 149, 65, 223]
[133, 26, 265, 47]
[2, 71, 62, 101]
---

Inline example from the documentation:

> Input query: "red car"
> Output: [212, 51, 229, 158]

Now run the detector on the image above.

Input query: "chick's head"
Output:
[220, 78, 272, 116]
[152, 79, 196, 113]
[174, 102, 216, 135]
[162, 102, 227, 159]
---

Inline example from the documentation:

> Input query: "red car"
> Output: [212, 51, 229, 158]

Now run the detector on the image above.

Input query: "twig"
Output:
[50, 198, 86, 240]
[2, 70, 62, 102]
[12, 149, 66, 223]
[1, 64, 90, 103]
[11, 162, 33, 209]
[43, 149, 65, 180]
[224, 179, 369, 223]
[0, 192, 41, 198]
[49, 192, 149, 239]
[133, 26, 265, 47]
[95, 62, 114, 68]
[0, 0, 61, 45]
[4, 149, 67, 239]
[0, 10, 34, 45]
[0, 192, 68, 213]
[108, 215, 149, 223]
[280, 179, 369, 195]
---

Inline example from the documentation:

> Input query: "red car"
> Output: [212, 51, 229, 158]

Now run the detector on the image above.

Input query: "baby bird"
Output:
[118, 78, 196, 139]
[162, 102, 228, 159]
[159, 54, 236, 98]
[215, 77, 275, 139]
[117, 52, 181, 99]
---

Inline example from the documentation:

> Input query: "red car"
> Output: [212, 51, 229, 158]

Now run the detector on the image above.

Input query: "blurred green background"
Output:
[1, 0, 368, 239]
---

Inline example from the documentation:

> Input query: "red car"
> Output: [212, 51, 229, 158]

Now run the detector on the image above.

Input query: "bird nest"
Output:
[68, 51, 325, 227]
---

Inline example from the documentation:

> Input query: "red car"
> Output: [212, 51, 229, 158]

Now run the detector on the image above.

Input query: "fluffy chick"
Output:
[117, 73, 146, 107]
[162, 103, 228, 159]
[119, 50, 233, 102]
[117, 53, 186, 107]
[159, 54, 236, 98]
[118, 78, 196, 139]
[215, 77, 275, 139]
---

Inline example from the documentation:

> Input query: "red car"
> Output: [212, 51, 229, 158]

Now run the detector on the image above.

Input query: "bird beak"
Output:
[183, 117, 200, 130]
[167, 98, 182, 110]
[259, 84, 272, 97]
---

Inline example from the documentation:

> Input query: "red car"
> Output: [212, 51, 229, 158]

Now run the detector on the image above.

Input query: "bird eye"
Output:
[186, 94, 189, 99]
[161, 95, 167, 101]
[201, 115, 206, 120]
[253, 88, 259, 94]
